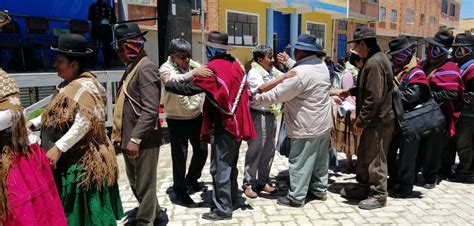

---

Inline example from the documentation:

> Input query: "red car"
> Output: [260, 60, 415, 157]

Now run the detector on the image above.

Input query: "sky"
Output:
[461, 0, 474, 19]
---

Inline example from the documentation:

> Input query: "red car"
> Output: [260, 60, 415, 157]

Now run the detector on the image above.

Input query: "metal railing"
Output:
[12, 70, 123, 127]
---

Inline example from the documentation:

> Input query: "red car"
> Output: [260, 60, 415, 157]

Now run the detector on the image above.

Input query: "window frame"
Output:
[306, 21, 326, 48]
[442, 0, 448, 15]
[225, 10, 260, 48]
[379, 7, 386, 21]
[191, 0, 202, 10]
[406, 9, 414, 24]
[391, 9, 398, 23]
[339, 20, 347, 30]
[449, 3, 456, 17]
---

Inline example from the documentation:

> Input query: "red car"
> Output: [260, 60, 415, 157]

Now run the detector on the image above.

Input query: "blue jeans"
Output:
[287, 131, 330, 204]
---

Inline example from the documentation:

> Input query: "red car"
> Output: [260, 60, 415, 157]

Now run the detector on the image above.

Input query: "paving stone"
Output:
[117, 143, 474, 225]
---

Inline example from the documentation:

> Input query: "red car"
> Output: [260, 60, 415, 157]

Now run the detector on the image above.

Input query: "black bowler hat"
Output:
[199, 31, 235, 50]
[50, 34, 93, 56]
[425, 30, 454, 48]
[291, 34, 325, 53]
[452, 33, 474, 47]
[386, 37, 416, 55]
[113, 22, 148, 43]
[347, 27, 377, 43]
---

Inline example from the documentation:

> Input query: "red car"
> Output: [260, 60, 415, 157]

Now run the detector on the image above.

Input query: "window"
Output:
[406, 9, 414, 24]
[339, 20, 347, 30]
[191, 0, 202, 10]
[391, 10, 398, 23]
[129, 0, 152, 4]
[420, 14, 425, 25]
[307, 22, 325, 47]
[227, 11, 258, 46]
[442, 0, 448, 14]
[367, 0, 378, 3]
[356, 23, 365, 28]
[380, 7, 386, 21]
[429, 16, 436, 28]
[450, 4, 456, 17]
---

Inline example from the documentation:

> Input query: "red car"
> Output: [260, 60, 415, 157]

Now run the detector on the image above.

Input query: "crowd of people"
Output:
[1, 7, 474, 224]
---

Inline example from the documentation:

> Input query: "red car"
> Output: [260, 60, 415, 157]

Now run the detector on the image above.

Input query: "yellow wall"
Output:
[301, 12, 333, 55]
[219, 0, 270, 64]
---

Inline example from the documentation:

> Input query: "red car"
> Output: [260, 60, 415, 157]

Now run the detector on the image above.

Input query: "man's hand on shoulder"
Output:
[192, 67, 213, 77]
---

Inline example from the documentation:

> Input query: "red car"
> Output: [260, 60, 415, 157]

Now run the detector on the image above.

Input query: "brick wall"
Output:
[439, 0, 460, 29]
[128, 3, 157, 26]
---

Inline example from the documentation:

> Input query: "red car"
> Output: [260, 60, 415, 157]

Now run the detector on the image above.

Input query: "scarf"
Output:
[124, 37, 145, 62]
[42, 72, 118, 189]
[112, 56, 147, 143]
[250, 62, 284, 115]
[167, 57, 205, 111]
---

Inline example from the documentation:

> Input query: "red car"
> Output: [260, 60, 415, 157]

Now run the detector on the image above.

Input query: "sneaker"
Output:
[422, 183, 436, 189]
[244, 186, 258, 199]
[358, 197, 386, 210]
[276, 196, 304, 207]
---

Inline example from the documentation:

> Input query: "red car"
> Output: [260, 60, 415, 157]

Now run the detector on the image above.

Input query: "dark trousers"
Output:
[123, 146, 161, 225]
[167, 116, 208, 192]
[436, 133, 456, 177]
[455, 115, 474, 174]
[389, 131, 442, 192]
[416, 131, 444, 183]
[210, 129, 241, 217]
[356, 120, 394, 199]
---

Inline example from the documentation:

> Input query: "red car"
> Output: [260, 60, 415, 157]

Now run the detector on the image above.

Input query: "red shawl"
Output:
[461, 61, 474, 85]
[428, 61, 464, 137]
[192, 58, 256, 142]
[400, 66, 430, 89]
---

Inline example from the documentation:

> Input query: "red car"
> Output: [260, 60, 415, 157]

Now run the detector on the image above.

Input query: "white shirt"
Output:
[30, 112, 90, 152]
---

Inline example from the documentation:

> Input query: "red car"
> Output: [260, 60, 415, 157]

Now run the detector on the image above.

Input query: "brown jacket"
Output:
[351, 52, 394, 128]
[120, 54, 162, 150]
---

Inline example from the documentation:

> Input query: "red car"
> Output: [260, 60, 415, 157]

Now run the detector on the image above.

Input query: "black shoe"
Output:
[448, 173, 469, 182]
[358, 197, 386, 210]
[391, 189, 413, 198]
[187, 181, 205, 193]
[175, 192, 195, 206]
[201, 211, 232, 221]
[423, 183, 436, 189]
[340, 187, 369, 201]
[306, 192, 328, 201]
[154, 209, 169, 226]
[276, 196, 304, 207]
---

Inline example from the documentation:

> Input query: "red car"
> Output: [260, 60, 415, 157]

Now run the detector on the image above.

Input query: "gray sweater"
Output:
[253, 56, 332, 138]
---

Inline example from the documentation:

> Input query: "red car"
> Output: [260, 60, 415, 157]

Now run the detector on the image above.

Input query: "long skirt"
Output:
[55, 161, 123, 226]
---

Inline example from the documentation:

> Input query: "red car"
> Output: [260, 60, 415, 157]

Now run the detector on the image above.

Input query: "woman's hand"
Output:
[47, 146, 62, 169]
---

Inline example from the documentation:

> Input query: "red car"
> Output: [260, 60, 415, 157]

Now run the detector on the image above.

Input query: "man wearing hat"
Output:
[385, 37, 434, 198]
[450, 33, 474, 182]
[164, 31, 256, 220]
[421, 30, 464, 185]
[340, 27, 395, 209]
[252, 34, 332, 207]
[111, 23, 166, 225]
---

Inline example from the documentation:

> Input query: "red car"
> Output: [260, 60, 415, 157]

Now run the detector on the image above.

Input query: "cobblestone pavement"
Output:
[117, 142, 474, 225]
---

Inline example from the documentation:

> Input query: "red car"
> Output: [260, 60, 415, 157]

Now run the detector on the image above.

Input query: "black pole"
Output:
[158, 0, 192, 66]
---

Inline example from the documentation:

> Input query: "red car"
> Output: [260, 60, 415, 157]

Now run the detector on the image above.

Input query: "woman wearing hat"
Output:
[28, 34, 123, 225]
[450, 33, 474, 182]
[385, 37, 434, 198]
[0, 71, 68, 225]
[421, 30, 464, 185]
